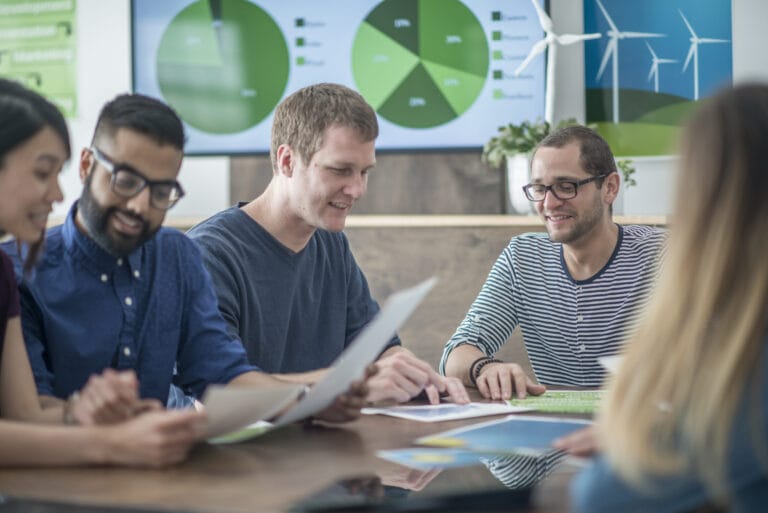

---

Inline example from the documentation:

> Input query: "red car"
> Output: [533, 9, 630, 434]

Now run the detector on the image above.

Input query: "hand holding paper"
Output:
[202, 277, 438, 441]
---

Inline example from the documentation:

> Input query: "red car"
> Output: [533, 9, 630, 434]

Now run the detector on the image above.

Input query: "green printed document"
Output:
[506, 390, 605, 414]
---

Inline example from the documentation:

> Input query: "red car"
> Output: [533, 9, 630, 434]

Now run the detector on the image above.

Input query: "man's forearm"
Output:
[443, 344, 489, 386]
[229, 369, 327, 387]
[269, 368, 328, 385]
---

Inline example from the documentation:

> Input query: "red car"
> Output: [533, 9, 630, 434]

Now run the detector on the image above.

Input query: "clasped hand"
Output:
[68, 368, 161, 425]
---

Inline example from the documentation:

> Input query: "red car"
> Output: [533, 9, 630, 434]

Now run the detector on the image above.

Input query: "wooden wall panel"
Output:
[344, 223, 547, 377]
[230, 152, 505, 214]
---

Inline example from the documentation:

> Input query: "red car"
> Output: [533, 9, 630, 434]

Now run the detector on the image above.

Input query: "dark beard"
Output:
[78, 173, 157, 257]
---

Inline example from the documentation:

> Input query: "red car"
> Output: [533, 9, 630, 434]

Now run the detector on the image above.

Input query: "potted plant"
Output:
[482, 119, 636, 214]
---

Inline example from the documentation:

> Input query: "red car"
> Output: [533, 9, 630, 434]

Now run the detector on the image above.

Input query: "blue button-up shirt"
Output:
[2, 202, 257, 403]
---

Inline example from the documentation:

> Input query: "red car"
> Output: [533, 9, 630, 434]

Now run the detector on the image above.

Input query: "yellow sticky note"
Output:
[419, 437, 465, 448]
[413, 453, 456, 463]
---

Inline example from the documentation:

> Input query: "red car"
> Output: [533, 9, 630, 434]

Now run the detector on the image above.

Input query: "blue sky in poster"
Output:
[583, 0, 732, 100]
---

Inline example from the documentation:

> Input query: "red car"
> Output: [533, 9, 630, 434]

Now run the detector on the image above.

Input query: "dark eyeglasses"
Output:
[90, 147, 185, 210]
[522, 174, 609, 202]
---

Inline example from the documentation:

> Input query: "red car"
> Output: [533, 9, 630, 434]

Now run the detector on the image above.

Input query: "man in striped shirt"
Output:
[441, 126, 665, 410]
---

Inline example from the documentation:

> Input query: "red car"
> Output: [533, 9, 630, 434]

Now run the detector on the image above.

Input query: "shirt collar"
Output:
[62, 200, 143, 275]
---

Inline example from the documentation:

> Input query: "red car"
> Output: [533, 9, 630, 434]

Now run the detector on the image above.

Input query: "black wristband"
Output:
[468, 357, 488, 386]
[469, 357, 502, 386]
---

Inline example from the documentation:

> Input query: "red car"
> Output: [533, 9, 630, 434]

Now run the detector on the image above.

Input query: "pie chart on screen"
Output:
[155, 0, 289, 134]
[352, 0, 489, 128]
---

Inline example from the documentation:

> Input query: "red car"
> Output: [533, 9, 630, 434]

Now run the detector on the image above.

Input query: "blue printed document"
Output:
[377, 448, 485, 470]
[416, 415, 591, 455]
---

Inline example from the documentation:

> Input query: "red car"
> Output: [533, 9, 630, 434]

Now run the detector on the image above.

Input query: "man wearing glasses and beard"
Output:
[441, 126, 666, 429]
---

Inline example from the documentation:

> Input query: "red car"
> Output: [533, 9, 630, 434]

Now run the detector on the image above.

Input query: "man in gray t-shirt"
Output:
[190, 84, 468, 405]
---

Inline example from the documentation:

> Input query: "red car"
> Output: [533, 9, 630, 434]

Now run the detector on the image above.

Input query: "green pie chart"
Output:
[156, 0, 289, 134]
[352, 0, 488, 129]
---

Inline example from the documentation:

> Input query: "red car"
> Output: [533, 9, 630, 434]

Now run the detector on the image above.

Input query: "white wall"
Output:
[61, 0, 767, 219]
[56, 0, 229, 221]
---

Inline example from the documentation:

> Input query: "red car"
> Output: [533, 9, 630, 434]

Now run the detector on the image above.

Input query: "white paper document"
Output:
[273, 276, 438, 426]
[361, 402, 533, 422]
[202, 383, 303, 439]
[202, 277, 438, 440]
[598, 355, 623, 375]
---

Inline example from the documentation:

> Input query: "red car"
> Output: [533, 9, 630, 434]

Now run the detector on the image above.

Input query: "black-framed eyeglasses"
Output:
[522, 174, 609, 202]
[90, 147, 185, 210]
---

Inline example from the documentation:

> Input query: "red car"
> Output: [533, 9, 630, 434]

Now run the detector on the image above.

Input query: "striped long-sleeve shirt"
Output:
[440, 224, 666, 387]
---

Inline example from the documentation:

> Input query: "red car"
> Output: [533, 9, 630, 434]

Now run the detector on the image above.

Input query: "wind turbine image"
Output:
[679, 10, 729, 101]
[514, 0, 600, 123]
[594, 0, 664, 123]
[645, 41, 676, 93]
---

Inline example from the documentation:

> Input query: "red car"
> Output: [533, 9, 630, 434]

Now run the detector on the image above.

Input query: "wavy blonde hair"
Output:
[600, 83, 768, 497]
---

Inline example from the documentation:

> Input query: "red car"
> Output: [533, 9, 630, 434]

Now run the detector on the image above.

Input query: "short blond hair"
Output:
[270, 83, 378, 171]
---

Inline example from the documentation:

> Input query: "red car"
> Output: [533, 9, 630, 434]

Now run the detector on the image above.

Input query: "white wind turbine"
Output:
[594, 0, 664, 123]
[645, 41, 676, 93]
[679, 10, 729, 100]
[514, 0, 600, 123]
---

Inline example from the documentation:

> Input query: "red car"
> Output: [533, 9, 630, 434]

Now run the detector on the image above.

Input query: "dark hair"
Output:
[270, 83, 378, 171]
[0, 78, 71, 272]
[0, 78, 71, 166]
[533, 125, 617, 181]
[91, 93, 186, 151]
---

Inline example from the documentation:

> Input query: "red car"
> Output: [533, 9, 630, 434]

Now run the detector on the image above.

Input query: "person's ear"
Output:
[276, 144, 294, 177]
[79, 148, 94, 184]
[603, 171, 620, 204]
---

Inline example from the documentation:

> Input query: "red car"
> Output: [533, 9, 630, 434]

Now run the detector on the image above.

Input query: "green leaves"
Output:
[481, 118, 577, 168]
[616, 158, 637, 188]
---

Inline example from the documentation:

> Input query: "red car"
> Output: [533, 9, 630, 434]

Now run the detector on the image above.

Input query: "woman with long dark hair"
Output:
[0, 78, 204, 466]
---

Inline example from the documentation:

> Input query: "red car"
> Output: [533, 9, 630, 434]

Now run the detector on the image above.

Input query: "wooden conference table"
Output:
[0, 405, 584, 513]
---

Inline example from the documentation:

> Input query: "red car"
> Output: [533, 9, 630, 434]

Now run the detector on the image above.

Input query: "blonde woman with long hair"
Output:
[572, 83, 768, 511]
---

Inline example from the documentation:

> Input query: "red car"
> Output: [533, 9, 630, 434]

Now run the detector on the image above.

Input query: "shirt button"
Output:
[579, 344, 586, 352]
[577, 314, 583, 322]
[117, 258, 123, 266]
[123, 347, 131, 357]
[133, 270, 140, 279]
[124, 296, 133, 306]
[100, 274, 108, 283]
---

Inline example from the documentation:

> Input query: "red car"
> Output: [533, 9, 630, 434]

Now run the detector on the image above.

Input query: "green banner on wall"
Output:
[0, 0, 77, 117]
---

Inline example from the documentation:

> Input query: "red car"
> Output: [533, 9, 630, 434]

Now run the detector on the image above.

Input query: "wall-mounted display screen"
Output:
[131, 0, 545, 155]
